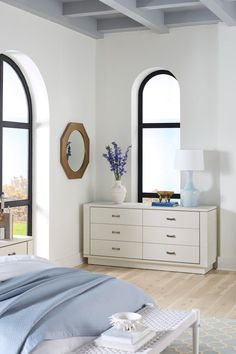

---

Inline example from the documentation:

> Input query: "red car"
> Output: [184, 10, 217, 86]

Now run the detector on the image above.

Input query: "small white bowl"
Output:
[110, 312, 142, 331]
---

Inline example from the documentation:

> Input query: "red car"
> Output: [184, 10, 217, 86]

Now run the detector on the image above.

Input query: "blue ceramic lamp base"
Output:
[181, 171, 200, 207]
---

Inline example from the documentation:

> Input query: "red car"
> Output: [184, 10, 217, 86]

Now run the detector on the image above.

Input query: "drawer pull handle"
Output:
[112, 231, 120, 234]
[112, 215, 120, 218]
[166, 234, 176, 238]
[8, 252, 16, 256]
[166, 251, 176, 255]
[112, 247, 120, 251]
[166, 217, 176, 221]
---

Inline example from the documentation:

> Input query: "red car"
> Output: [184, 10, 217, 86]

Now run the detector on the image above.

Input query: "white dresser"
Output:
[0, 236, 33, 256]
[83, 203, 217, 274]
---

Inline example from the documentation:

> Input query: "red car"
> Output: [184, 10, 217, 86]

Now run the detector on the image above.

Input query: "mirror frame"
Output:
[60, 122, 89, 179]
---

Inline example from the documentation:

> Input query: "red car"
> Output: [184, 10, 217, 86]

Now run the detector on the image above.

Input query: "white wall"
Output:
[95, 24, 236, 270]
[217, 25, 236, 270]
[1, 1, 236, 270]
[0, 2, 96, 266]
[96, 26, 219, 202]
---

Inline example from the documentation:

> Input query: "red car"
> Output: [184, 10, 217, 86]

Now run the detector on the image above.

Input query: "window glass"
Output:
[143, 128, 180, 193]
[2, 128, 28, 200]
[2, 62, 28, 123]
[11, 206, 28, 236]
[143, 74, 180, 123]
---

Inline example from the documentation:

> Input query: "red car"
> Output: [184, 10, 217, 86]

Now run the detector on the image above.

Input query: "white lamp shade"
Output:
[175, 149, 205, 171]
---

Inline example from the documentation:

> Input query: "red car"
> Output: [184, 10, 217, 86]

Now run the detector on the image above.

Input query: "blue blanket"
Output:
[0, 267, 153, 354]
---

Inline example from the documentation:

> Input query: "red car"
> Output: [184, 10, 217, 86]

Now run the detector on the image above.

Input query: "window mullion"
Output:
[138, 90, 143, 202]
[5, 200, 30, 207]
[28, 110, 33, 235]
[141, 123, 180, 129]
[0, 57, 3, 195]
[2, 121, 30, 129]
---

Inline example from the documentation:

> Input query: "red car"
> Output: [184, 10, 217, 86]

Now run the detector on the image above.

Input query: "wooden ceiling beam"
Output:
[200, 0, 236, 25]
[137, 0, 200, 10]
[99, 0, 168, 33]
[63, 0, 117, 18]
[98, 8, 219, 33]
[0, 0, 103, 38]
[97, 17, 144, 32]
[165, 7, 219, 26]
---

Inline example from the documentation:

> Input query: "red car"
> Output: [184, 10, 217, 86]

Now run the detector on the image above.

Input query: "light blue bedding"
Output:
[0, 267, 153, 354]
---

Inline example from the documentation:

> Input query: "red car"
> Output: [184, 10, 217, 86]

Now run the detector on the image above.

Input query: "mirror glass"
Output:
[67, 130, 85, 172]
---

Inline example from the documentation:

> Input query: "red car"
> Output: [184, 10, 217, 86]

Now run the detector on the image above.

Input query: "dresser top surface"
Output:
[86, 202, 217, 212]
[0, 236, 32, 247]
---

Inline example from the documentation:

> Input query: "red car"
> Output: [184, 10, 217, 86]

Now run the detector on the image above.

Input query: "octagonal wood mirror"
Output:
[60, 122, 89, 179]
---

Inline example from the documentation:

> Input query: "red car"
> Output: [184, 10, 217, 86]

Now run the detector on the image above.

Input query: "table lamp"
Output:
[175, 149, 205, 207]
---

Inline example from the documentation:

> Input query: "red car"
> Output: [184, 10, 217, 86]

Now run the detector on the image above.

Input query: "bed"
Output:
[0, 255, 153, 354]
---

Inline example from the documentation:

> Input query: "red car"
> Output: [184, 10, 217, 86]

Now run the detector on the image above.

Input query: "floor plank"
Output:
[80, 263, 236, 319]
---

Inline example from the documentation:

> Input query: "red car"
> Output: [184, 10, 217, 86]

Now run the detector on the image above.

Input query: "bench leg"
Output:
[192, 321, 200, 354]
[192, 309, 200, 354]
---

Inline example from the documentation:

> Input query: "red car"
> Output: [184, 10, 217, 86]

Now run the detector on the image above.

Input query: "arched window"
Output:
[0, 54, 32, 236]
[138, 70, 180, 202]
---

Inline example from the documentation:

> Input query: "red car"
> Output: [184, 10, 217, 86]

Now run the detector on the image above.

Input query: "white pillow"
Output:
[0, 255, 56, 281]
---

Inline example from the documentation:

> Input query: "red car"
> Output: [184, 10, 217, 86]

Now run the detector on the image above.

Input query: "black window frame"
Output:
[138, 69, 180, 202]
[0, 54, 33, 235]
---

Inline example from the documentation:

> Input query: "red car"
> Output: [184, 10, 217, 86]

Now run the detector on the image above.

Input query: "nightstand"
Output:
[0, 236, 33, 256]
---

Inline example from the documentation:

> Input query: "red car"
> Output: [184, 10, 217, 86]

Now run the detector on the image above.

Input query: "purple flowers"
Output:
[103, 142, 131, 180]
[66, 141, 72, 161]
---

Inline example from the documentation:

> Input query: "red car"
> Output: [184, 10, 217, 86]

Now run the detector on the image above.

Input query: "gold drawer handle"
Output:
[112, 231, 120, 234]
[166, 251, 176, 255]
[166, 217, 176, 221]
[8, 252, 16, 256]
[112, 247, 120, 251]
[166, 234, 176, 238]
[112, 215, 120, 218]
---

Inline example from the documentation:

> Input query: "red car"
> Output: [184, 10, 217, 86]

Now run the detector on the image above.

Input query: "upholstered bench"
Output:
[77, 305, 200, 354]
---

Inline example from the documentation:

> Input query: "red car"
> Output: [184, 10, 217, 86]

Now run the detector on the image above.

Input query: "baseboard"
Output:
[52, 252, 84, 267]
[217, 256, 236, 271]
[87, 256, 212, 274]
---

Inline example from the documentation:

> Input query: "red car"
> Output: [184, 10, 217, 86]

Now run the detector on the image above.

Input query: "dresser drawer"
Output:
[91, 224, 142, 242]
[143, 243, 199, 264]
[91, 207, 142, 226]
[143, 210, 199, 229]
[143, 227, 199, 246]
[0, 242, 28, 256]
[91, 240, 142, 259]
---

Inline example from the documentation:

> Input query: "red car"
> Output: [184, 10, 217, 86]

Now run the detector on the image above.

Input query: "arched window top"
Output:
[141, 70, 180, 123]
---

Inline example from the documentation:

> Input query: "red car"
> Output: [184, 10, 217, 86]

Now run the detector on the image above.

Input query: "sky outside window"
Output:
[3, 62, 28, 123]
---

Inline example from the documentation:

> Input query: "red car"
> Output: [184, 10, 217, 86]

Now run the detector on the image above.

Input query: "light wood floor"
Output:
[80, 264, 236, 319]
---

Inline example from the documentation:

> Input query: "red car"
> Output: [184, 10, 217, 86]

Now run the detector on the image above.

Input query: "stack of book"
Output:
[95, 325, 156, 352]
[152, 201, 179, 207]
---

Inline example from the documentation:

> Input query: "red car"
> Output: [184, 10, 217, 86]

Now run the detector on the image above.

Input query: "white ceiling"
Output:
[1, 0, 236, 39]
